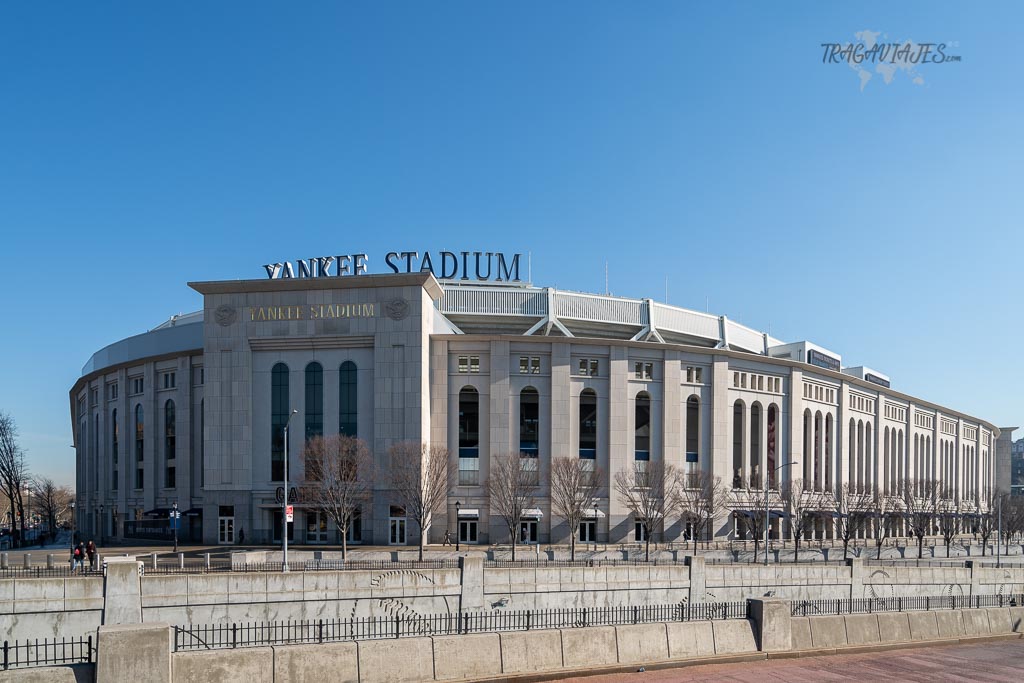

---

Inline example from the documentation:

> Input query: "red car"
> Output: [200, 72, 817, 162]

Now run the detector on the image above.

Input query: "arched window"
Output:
[767, 405, 778, 488]
[750, 403, 761, 488]
[635, 393, 651, 461]
[305, 362, 323, 441]
[519, 387, 539, 457]
[111, 409, 118, 491]
[883, 426, 891, 494]
[458, 386, 480, 486]
[825, 414, 833, 491]
[134, 404, 144, 489]
[94, 413, 99, 492]
[271, 363, 289, 481]
[865, 422, 873, 493]
[164, 400, 176, 489]
[685, 395, 700, 467]
[813, 411, 822, 492]
[339, 361, 357, 436]
[579, 389, 597, 460]
[733, 401, 745, 489]
[199, 399, 205, 489]
[897, 430, 904, 493]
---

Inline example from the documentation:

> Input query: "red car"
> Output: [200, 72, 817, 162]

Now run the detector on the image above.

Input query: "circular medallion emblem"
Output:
[214, 304, 237, 327]
[385, 299, 410, 321]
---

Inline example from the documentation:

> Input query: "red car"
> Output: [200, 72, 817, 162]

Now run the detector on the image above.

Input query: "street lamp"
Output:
[282, 409, 298, 572]
[69, 500, 76, 550]
[996, 495, 1003, 569]
[99, 504, 104, 547]
[172, 501, 179, 554]
[765, 461, 799, 566]
[455, 501, 461, 552]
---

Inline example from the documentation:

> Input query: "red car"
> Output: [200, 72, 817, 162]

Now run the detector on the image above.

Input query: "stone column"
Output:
[685, 555, 706, 604]
[459, 555, 485, 611]
[96, 623, 172, 683]
[102, 557, 144, 625]
[747, 598, 792, 653]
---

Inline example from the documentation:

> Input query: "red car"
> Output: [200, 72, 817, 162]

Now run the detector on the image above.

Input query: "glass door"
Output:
[519, 520, 538, 543]
[458, 519, 478, 544]
[389, 517, 406, 545]
[218, 516, 234, 544]
[306, 511, 328, 544]
[579, 519, 596, 543]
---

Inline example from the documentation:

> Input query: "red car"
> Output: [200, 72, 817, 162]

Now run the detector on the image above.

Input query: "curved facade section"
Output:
[70, 273, 1000, 546]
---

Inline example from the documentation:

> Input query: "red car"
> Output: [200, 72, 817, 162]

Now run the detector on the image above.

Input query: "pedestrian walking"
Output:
[442, 530, 452, 546]
[70, 543, 84, 572]
[86, 540, 96, 569]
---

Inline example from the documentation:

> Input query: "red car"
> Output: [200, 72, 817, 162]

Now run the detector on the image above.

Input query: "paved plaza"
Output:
[559, 640, 1024, 682]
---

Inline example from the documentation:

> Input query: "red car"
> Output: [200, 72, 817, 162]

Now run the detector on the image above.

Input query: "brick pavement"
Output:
[557, 639, 1024, 682]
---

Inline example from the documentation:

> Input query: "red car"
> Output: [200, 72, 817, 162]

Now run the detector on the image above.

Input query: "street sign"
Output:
[286, 505, 294, 523]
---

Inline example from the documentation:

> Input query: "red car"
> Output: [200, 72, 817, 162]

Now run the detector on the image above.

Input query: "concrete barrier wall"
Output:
[0, 577, 104, 642]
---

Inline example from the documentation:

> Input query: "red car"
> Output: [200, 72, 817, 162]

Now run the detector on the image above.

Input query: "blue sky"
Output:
[1, 2, 1021, 486]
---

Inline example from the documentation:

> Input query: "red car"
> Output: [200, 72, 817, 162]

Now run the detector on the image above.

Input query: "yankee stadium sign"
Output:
[263, 251, 523, 282]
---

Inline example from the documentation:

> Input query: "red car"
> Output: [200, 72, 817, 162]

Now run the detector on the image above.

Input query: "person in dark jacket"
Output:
[86, 540, 96, 569]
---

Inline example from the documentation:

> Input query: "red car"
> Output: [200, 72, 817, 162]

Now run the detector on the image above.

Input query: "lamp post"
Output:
[766, 461, 798, 566]
[99, 504, 104, 546]
[996, 494, 1002, 569]
[69, 500, 76, 550]
[282, 409, 298, 572]
[455, 501, 461, 552]
[172, 501, 179, 554]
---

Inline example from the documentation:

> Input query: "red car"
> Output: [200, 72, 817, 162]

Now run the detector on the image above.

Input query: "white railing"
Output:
[554, 291, 645, 325]
[650, 303, 720, 341]
[438, 286, 547, 317]
[726, 320, 765, 353]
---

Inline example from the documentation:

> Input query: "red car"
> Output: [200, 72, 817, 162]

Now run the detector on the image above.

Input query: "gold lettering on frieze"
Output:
[249, 303, 377, 322]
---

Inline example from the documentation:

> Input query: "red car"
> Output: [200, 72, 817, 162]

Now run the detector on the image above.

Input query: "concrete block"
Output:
[907, 611, 939, 640]
[790, 617, 812, 650]
[808, 615, 848, 649]
[711, 619, 758, 654]
[962, 609, 991, 636]
[102, 559, 144, 625]
[0, 665, 90, 682]
[432, 633, 502, 681]
[358, 636, 434, 683]
[561, 626, 618, 669]
[665, 621, 716, 659]
[96, 622, 172, 683]
[273, 642, 358, 683]
[499, 630, 563, 674]
[172, 648, 273, 683]
[985, 608, 1012, 634]
[876, 612, 911, 642]
[748, 599, 791, 653]
[934, 610, 965, 638]
[843, 614, 880, 645]
[615, 623, 669, 664]
[1008, 607, 1024, 633]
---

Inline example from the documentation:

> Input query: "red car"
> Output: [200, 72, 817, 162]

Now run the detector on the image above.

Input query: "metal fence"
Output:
[0, 566, 102, 579]
[174, 601, 749, 651]
[145, 558, 462, 574]
[1, 636, 93, 670]
[791, 593, 1024, 617]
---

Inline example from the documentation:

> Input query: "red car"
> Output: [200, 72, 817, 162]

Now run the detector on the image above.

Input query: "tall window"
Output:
[579, 389, 597, 460]
[458, 386, 480, 485]
[519, 387, 539, 456]
[164, 400, 176, 489]
[634, 393, 651, 460]
[684, 397, 700, 483]
[339, 361, 357, 436]
[750, 403, 761, 488]
[93, 414, 99, 492]
[199, 399, 205, 489]
[111, 409, 118, 491]
[134, 404, 144, 489]
[825, 414, 833, 491]
[732, 401, 744, 489]
[767, 405, 778, 488]
[305, 362, 323, 441]
[271, 363, 289, 481]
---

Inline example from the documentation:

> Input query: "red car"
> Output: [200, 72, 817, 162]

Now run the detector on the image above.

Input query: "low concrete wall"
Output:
[0, 665, 92, 683]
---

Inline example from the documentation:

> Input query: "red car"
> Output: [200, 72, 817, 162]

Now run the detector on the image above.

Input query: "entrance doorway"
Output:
[459, 519, 478, 544]
[519, 519, 538, 543]
[218, 516, 234, 545]
[306, 511, 328, 544]
[389, 517, 406, 545]
[579, 519, 596, 543]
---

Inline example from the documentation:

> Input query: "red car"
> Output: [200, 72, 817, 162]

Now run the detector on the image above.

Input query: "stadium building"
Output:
[70, 252, 1005, 546]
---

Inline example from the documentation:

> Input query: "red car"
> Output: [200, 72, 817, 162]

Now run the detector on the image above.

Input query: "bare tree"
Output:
[902, 478, 941, 559]
[301, 434, 374, 560]
[487, 452, 539, 561]
[549, 457, 603, 561]
[781, 479, 824, 563]
[0, 412, 29, 548]
[868, 492, 900, 559]
[741, 477, 775, 564]
[675, 471, 731, 550]
[613, 461, 680, 562]
[30, 477, 73, 543]
[388, 441, 454, 561]
[834, 483, 871, 560]
[937, 498, 959, 555]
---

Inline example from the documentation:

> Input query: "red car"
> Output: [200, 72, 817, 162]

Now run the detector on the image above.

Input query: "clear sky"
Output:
[1, 2, 1021, 487]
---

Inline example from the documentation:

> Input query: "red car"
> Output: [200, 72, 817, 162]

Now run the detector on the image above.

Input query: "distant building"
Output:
[1012, 438, 1024, 497]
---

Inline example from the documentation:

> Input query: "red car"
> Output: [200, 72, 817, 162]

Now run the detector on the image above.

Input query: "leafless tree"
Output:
[388, 441, 454, 561]
[675, 471, 731, 550]
[487, 452, 539, 561]
[549, 457, 603, 561]
[902, 478, 941, 559]
[781, 479, 823, 563]
[0, 412, 29, 547]
[937, 498, 959, 555]
[30, 477, 73, 542]
[613, 461, 680, 561]
[301, 434, 374, 560]
[868, 492, 900, 559]
[834, 483, 872, 560]
[741, 477, 775, 564]
[975, 489, 997, 556]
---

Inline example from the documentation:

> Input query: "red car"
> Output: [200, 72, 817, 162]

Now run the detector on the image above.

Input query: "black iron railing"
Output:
[1, 636, 93, 670]
[790, 593, 1024, 617]
[174, 601, 750, 651]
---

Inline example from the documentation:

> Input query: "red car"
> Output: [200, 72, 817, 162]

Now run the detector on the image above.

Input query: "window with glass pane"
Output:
[134, 404, 144, 489]
[519, 388, 539, 457]
[519, 357, 529, 374]
[164, 400, 176, 489]
[458, 386, 480, 483]
[271, 363, 289, 481]
[111, 409, 118, 490]
[530, 357, 540, 374]
[339, 361, 357, 436]
[635, 393, 651, 461]
[579, 389, 597, 459]
[305, 362, 323, 441]
[685, 396, 699, 471]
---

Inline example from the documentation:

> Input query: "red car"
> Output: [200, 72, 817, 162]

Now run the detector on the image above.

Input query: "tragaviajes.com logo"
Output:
[822, 30, 961, 91]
